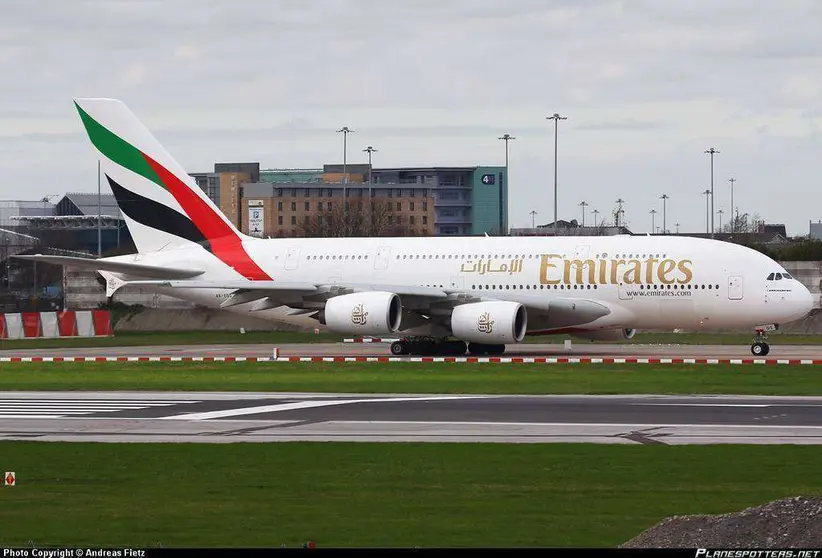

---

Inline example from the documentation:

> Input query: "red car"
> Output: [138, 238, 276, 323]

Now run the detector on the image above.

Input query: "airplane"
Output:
[14, 98, 814, 357]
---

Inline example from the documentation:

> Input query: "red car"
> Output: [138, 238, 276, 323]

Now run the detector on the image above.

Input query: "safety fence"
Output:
[0, 310, 112, 339]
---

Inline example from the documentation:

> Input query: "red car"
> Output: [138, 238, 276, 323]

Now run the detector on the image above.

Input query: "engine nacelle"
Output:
[324, 291, 402, 335]
[450, 301, 527, 344]
[571, 328, 637, 342]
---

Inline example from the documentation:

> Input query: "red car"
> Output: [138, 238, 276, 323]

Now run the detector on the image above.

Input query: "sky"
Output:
[2, 0, 821, 236]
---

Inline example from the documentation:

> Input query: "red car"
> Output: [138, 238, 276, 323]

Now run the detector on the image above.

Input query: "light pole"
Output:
[592, 209, 600, 227]
[546, 113, 567, 233]
[702, 189, 711, 234]
[615, 198, 625, 228]
[675, 222, 680, 234]
[337, 126, 354, 198]
[717, 209, 724, 232]
[728, 177, 736, 232]
[529, 210, 537, 228]
[650, 209, 657, 234]
[659, 193, 669, 234]
[498, 134, 515, 233]
[363, 145, 377, 193]
[363, 145, 377, 234]
[704, 148, 719, 237]
[579, 201, 588, 227]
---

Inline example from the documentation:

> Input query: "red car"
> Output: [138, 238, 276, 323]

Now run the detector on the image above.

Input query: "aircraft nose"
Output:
[789, 282, 814, 321]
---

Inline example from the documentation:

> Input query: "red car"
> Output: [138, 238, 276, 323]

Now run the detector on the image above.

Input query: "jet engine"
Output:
[571, 328, 637, 342]
[450, 301, 527, 344]
[324, 291, 402, 335]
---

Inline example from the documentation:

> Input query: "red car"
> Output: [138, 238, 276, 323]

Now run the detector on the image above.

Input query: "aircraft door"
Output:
[375, 246, 391, 270]
[573, 245, 590, 260]
[728, 275, 743, 300]
[285, 247, 300, 270]
[618, 282, 633, 300]
[450, 276, 465, 290]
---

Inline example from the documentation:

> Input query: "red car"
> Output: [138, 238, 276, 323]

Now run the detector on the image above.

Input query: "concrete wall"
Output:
[779, 261, 822, 308]
[113, 307, 310, 332]
[63, 269, 196, 310]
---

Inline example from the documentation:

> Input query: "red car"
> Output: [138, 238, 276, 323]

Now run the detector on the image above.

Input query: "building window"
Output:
[291, 202, 296, 211]
[410, 202, 415, 211]
[278, 216, 283, 225]
[422, 202, 428, 211]
[278, 201, 283, 211]
[326, 189, 332, 197]
[291, 216, 296, 225]
[304, 201, 309, 211]
[396, 202, 401, 211]
[422, 216, 428, 224]
[304, 189, 310, 197]
[318, 202, 323, 211]
[410, 216, 415, 225]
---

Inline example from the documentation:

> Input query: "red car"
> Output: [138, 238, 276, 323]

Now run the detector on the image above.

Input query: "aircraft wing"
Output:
[122, 278, 609, 330]
[123, 279, 448, 302]
[12, 254, 205, 279]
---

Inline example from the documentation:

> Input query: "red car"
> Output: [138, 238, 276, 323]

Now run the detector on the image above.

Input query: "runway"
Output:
[0, 341, 821, 361]
[2, 392, 822, 444]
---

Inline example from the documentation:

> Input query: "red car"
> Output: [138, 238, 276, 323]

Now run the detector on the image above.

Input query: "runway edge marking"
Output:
[0, 356, 821, 365]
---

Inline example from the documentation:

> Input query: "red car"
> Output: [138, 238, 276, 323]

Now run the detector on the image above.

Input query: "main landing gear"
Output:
[389, 337, 506, 356]
[750, 328, 770, 356]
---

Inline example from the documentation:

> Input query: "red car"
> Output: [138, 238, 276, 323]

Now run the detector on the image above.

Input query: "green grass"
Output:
[0, 442, 819, 548]
[0, 330, 820, 350]
[2, 361, 822, 395]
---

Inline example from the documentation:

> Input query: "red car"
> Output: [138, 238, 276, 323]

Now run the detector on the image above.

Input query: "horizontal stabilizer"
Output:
[12, 254, 204, 279]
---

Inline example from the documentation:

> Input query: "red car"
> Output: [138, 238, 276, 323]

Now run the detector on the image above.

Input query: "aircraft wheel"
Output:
[750, 342, 769, 356]
[390, 341, 408, 356]
[488, 344, 506, 356]
[468, 342, 488, 356]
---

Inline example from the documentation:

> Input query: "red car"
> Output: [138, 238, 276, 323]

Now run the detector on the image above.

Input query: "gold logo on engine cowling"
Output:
[351, 303, 368, 325]
[477, 312, 494, 334]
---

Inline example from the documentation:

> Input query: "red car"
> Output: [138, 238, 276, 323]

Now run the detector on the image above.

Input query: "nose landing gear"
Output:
[750, 328, 770, 356]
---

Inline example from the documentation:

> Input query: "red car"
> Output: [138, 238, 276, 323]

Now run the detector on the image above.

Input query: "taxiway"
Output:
[2, 392, 822, 444]
[0, 342, 821, 360]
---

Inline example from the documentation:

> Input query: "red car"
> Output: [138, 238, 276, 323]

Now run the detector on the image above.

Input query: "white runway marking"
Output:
[164, 395, 485, 421]
[0, 399, 199, 418]
[636, 403, 822, 408]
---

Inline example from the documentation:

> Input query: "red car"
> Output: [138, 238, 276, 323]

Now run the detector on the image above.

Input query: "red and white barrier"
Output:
[0, 356, 820, 365]
[0, 310, 112, 339]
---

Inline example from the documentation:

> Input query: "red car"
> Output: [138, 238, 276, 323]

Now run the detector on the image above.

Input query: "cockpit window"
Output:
[775, 273, 783, 280]
[767, 273, 775, 280]
[783, 272, 792, 279]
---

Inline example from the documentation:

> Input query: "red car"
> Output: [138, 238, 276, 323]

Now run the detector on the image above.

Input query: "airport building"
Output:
[191, 162, 508, 237]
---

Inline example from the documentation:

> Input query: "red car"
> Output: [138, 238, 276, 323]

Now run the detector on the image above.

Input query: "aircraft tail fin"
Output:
[73, 98, 271, 280]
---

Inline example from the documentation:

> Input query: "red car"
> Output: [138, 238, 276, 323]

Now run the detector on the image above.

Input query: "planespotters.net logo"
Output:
[696, 550, 820, 558]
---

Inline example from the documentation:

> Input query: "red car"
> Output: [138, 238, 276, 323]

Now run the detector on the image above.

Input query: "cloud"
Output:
[1, 0, 821, 235]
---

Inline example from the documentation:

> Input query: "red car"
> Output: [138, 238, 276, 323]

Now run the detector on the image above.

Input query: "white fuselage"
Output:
[115, 234, 813, 335]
